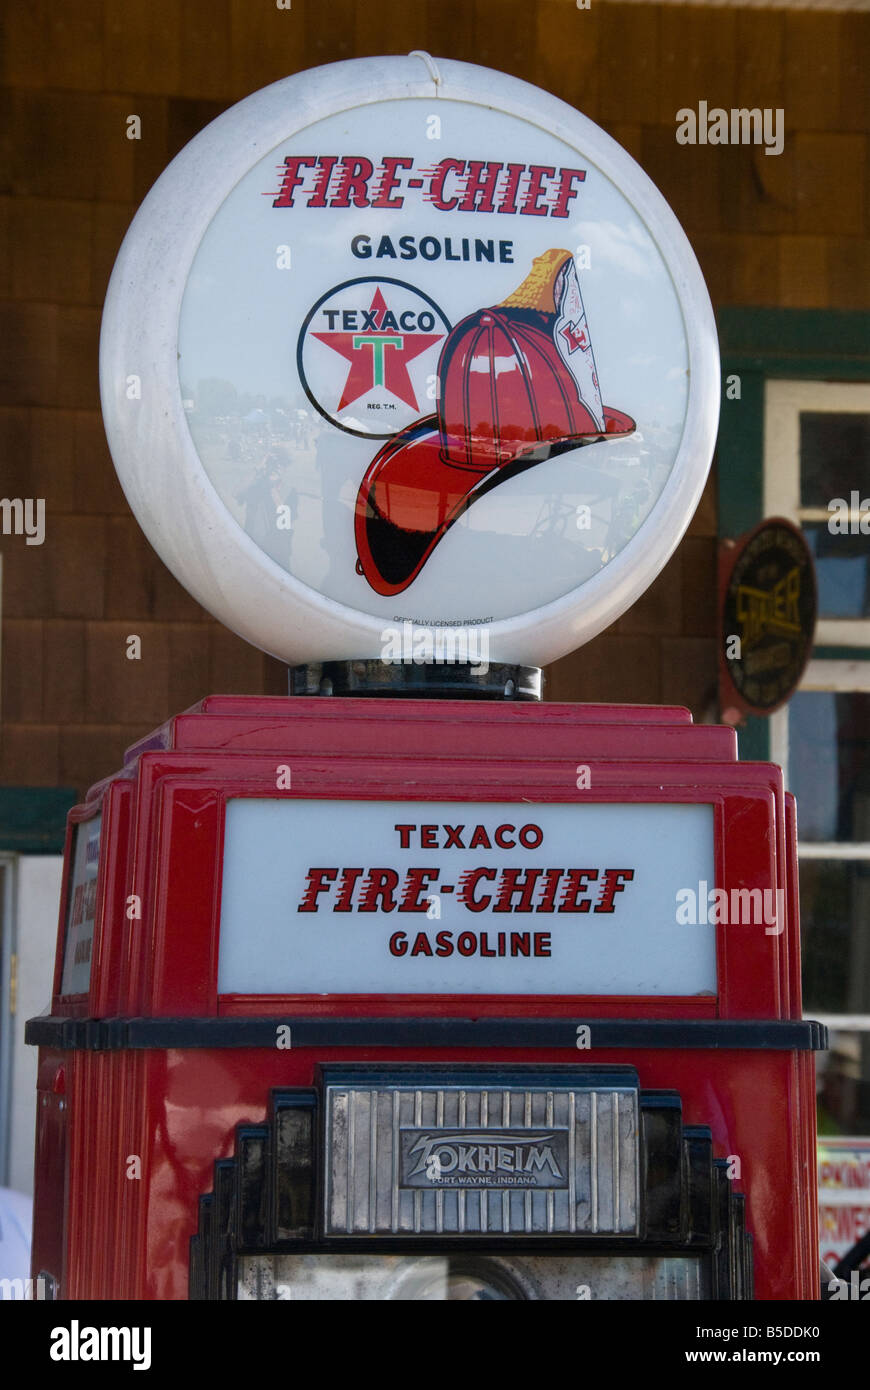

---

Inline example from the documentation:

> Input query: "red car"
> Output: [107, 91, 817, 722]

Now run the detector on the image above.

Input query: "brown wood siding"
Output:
[1, 1, 866, 793]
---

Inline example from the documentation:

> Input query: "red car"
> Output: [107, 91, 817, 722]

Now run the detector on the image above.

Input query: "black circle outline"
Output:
[297, 275, 452, 440]
[721, 517, 818, 715]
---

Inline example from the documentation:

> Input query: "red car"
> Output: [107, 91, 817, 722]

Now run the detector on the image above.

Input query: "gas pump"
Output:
[27, 54, 824, 1301]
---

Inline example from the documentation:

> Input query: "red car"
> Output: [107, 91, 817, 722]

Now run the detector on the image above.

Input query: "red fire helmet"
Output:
[355, 249, 635, 597]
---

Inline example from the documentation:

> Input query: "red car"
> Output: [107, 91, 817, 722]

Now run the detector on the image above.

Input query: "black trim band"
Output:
[25, 1015, 828, 1052]
[288, 660, 543, 701]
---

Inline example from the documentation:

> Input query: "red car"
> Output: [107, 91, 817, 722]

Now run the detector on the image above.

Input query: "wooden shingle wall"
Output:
[0, 1, 866, 792]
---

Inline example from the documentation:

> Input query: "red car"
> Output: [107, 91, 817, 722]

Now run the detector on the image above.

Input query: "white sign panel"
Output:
[217, 799, 716, 996]
[818, 1138, 870, 1272]
[100, 55, 719, 668]
[59, 815, 101, 996]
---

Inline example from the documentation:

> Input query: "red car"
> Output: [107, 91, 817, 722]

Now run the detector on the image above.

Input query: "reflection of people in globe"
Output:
[235, 456, 282, 550]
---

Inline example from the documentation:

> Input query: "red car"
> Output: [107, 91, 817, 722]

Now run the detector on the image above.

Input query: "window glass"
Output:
[800, 860, 870, 1015]
[790, 692, 870, 843]
[803, 522, 870, 619]
[817, 1029, 870, 1137]
[799, 411, 870, 509]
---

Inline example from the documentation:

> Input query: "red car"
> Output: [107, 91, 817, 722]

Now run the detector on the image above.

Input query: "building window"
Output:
[764, 377, 870, 1135]
[764, 381, 870, 646]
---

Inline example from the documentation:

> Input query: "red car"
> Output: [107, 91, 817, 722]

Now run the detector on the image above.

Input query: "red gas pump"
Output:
[28, 692, 822, 1299]
[27, 54, 824, 1302]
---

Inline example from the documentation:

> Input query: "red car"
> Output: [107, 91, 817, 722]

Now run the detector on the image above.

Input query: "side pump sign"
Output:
[217, 800, 716, 996]
[100, 56, 719, 668]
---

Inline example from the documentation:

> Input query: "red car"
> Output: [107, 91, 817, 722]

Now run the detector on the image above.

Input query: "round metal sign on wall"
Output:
[719, 517, 817, 720]
[100, 53, 720, 667]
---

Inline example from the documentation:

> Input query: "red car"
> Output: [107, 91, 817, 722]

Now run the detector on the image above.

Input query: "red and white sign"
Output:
[217, 798, 716, 995]
[59, 814, 101, 996]
[100, 54, 719, 668]
[818, 1138, 870, 1269]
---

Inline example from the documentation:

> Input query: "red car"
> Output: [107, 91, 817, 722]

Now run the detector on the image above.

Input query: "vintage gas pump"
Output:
[27, 55, 824, 1301]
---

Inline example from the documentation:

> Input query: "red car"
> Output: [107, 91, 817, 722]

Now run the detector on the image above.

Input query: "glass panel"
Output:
[59, 815, 101, 997]
[799, 411, 870, 508]
[790, 692, 870, 842]
[803, 522, 870, 619]
[176, 99, 690, 624]
[800, 860, 870, 1015]
[816, 1029, 870, 1140]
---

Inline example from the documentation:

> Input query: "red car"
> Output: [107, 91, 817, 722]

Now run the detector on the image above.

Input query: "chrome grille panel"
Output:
[324, 1081, 639, 1237]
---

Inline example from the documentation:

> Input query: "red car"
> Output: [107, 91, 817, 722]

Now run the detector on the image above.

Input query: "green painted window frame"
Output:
[716, 308, 870, 761]
[0, 788, 77, 854]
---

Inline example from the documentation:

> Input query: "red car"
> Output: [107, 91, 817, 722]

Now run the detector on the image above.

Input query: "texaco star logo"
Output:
[312, 286, 444, 411]
[298, 277, 451, 438]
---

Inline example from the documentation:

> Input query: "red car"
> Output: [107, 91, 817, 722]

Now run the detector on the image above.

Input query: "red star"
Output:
[312, 287, 444, 411]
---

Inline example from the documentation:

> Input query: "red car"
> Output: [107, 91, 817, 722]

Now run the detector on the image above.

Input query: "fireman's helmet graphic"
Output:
[354, 249, 635, 596]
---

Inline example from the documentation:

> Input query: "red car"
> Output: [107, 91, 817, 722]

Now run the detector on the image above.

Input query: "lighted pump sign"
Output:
[100, 55, 719, 668]
[59, 814, 102, 996]
[217, 800, 716, 995]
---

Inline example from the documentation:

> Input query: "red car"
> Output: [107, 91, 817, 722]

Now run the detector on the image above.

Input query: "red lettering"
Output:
[370, 155, 413, 209]
[394, 824, 414, 848]
[272, 156, 317, 208]
[305, 155, 339, 208]
[494, 824, 516, 849]
[334, 867, 364, 912]
[518, 823, 543, 849]
[596, 868, 634, 913]
[443, 824, 465, 849]
[420, 825, 438, 848]
[521, 165, 556, 216]
[495, 162, 526, 215]
[358, 868, 400, 912]
[428, 158, 465, 211]
[83, 880, 97, 918]
[457, 931, 477, 957]
[493, 868, 543, 913]
[534, 932, 552, 957]
[398, 868, 440, 912]
[458, 160, 503, 213]
[536, 868, 563, 913]
[330, 156, 374, 208]
[557, 869, 599, 912]
[435, 931, 453, 957]
[411, 931, 433, 956]
[457, 867, 496, 912]
[74, 937, 92, 965]
[469, 826, 491, 849]
[297, 868, 337, 911]
[550, 167, 586, 218]
[389, 931, 408, 956]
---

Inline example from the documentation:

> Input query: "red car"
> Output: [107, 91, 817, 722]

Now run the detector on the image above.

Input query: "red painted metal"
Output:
[32, 696, 820, 1301]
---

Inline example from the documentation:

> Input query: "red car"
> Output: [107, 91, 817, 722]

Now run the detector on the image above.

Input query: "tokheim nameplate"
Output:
[323, 1073, 640, 1236]
[400, 1128, 569, 1190]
